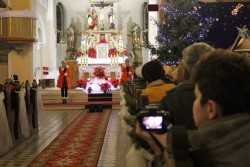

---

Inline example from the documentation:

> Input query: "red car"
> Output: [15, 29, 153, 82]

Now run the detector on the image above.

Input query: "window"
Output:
[56, 3, 65, 43]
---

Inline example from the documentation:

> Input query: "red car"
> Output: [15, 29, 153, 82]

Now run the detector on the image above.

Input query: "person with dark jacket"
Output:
[160, 42, 214, 130]
[136, 49, 250, 167]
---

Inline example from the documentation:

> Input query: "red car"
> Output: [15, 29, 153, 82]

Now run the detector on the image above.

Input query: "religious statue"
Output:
[108, 8, 115, 29]
[117, 30, 125, 52]
[131, 22, 141, 48]
[66, 24, 80, 50]
[92, 9, 98, 30]
[87, 9, 93, 29]
[99, 7, 105, 30]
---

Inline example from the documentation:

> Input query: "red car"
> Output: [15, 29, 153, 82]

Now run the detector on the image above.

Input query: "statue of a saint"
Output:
[67, 24, 75, 49]
[131, 23, 141, 48]
[87, 9, 93, 29]
[92, 9, 98, 30]
[67, 24, 80, 50]
[108, 8, 115, 29]
[99, 7, 105, 30]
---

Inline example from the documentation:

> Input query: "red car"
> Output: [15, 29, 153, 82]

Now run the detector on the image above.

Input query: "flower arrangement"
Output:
[119, 50, 129, 55]
[93, 66, 106, 78]
[108, 48, 118, 57]
[111, 78, 120, 88]
[100, 82, 111, 93]
[88, 48, 96, 58]
[76, 79, 87, 89]
[76, 51, 84, 57]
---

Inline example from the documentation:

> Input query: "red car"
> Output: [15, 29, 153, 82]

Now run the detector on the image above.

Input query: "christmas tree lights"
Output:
[143, 0, 215, 65]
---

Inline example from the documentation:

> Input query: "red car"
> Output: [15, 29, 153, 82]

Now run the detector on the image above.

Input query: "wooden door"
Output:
[66, 60, 78, 88]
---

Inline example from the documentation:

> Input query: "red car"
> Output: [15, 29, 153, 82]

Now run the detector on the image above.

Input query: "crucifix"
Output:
[91, 0, 113, 8]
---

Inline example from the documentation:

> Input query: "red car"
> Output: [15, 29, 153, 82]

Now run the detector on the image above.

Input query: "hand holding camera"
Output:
[137, 105, 172, 134]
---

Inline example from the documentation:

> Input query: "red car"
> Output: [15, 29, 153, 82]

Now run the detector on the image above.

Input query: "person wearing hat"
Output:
[141, 60, 176, 103]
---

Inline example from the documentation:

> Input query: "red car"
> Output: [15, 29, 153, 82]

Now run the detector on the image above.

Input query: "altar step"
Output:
[41, 87, 121, 110]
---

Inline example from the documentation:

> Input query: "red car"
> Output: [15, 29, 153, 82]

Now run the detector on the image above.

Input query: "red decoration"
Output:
[93, 67, 106, 78]
[76, 51, 84, 57]
[76, 79, 87, 89]
[108, 48, 118, 57]
[99, 82, 111, 93]
[119, 50, 129, 55]
[88, 48, 97, 58]
[110, 78, 120, 88]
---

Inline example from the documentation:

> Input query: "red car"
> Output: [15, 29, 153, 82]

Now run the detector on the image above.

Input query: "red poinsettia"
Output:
[76, 79, 87, 89]
[88, 48, 96, 58]
[76, 51, 84, 57]
[119, 50, 128, 55]
[108, 48, 118, 57]
[100, 82, 111, 93]
[110, 78, 120, 88]
[93, 66, 106, 78]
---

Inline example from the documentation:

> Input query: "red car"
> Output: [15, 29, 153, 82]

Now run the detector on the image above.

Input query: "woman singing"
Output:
[57, 60, 71, 104]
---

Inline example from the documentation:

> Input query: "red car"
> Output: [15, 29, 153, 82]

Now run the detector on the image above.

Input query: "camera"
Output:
[137, 105, 172, 133]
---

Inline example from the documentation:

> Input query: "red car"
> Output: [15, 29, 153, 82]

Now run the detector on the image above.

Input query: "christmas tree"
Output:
[0, 0, 6, 8]
[144, 0, 215, 64]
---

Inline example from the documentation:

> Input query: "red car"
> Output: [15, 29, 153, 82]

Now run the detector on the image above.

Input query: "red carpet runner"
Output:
[27, 109, 111, 167]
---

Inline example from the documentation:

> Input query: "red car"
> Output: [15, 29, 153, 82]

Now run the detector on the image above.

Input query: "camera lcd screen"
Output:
[142, 116, 163, 130]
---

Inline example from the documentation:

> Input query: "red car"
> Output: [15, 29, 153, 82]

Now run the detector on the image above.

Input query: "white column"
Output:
[46, 0, 57, 79]
[144, 0, 158, 64]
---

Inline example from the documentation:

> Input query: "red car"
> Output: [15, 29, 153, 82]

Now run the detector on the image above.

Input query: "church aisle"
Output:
[97, 110, 119, 167]
[0, 109, 119, 167]
[0, 110, 82, 167]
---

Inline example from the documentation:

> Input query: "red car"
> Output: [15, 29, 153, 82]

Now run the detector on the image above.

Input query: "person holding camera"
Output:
[136, 49, 250, 167]
[57, 60, 71, 104]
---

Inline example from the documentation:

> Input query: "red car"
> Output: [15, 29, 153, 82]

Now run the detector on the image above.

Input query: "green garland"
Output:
[122, 81, 151, 150]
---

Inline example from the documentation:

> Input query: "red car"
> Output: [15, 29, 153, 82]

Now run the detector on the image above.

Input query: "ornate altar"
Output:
[77, 30, 127, 66]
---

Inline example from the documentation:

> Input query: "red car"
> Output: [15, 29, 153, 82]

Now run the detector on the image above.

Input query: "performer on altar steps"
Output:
[121, 59, 134, 82]
[57, 60, 71, 104]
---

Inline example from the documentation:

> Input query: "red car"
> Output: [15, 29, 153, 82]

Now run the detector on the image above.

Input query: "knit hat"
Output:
[142, 60, 165, 82]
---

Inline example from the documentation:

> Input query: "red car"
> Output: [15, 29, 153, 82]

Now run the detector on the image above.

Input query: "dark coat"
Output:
[189, 114, 250, 167]
[160, 80, 196, 130]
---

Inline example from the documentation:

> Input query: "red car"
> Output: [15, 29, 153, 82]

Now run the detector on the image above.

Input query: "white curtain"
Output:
[19, 88, 30, 138]
[0, 92, 13, 156]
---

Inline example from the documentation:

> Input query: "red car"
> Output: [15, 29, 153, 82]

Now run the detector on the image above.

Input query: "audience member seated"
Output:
[160, 43, 214, 130]
[141, 60, 176, 103]
[136, 49, 250, 167]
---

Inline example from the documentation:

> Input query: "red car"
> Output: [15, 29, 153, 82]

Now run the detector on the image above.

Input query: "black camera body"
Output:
[137, 105, 171, 133]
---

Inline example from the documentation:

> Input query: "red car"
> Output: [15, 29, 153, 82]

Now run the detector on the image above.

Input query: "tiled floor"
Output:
[0, 109, 119, 167]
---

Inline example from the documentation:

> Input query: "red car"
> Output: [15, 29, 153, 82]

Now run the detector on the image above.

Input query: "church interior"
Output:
[0, 0, 250, 166]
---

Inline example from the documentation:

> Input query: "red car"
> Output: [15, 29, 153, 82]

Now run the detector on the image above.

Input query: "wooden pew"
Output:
[25, 80, 38, 134]
[3, 83, 20, 142]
